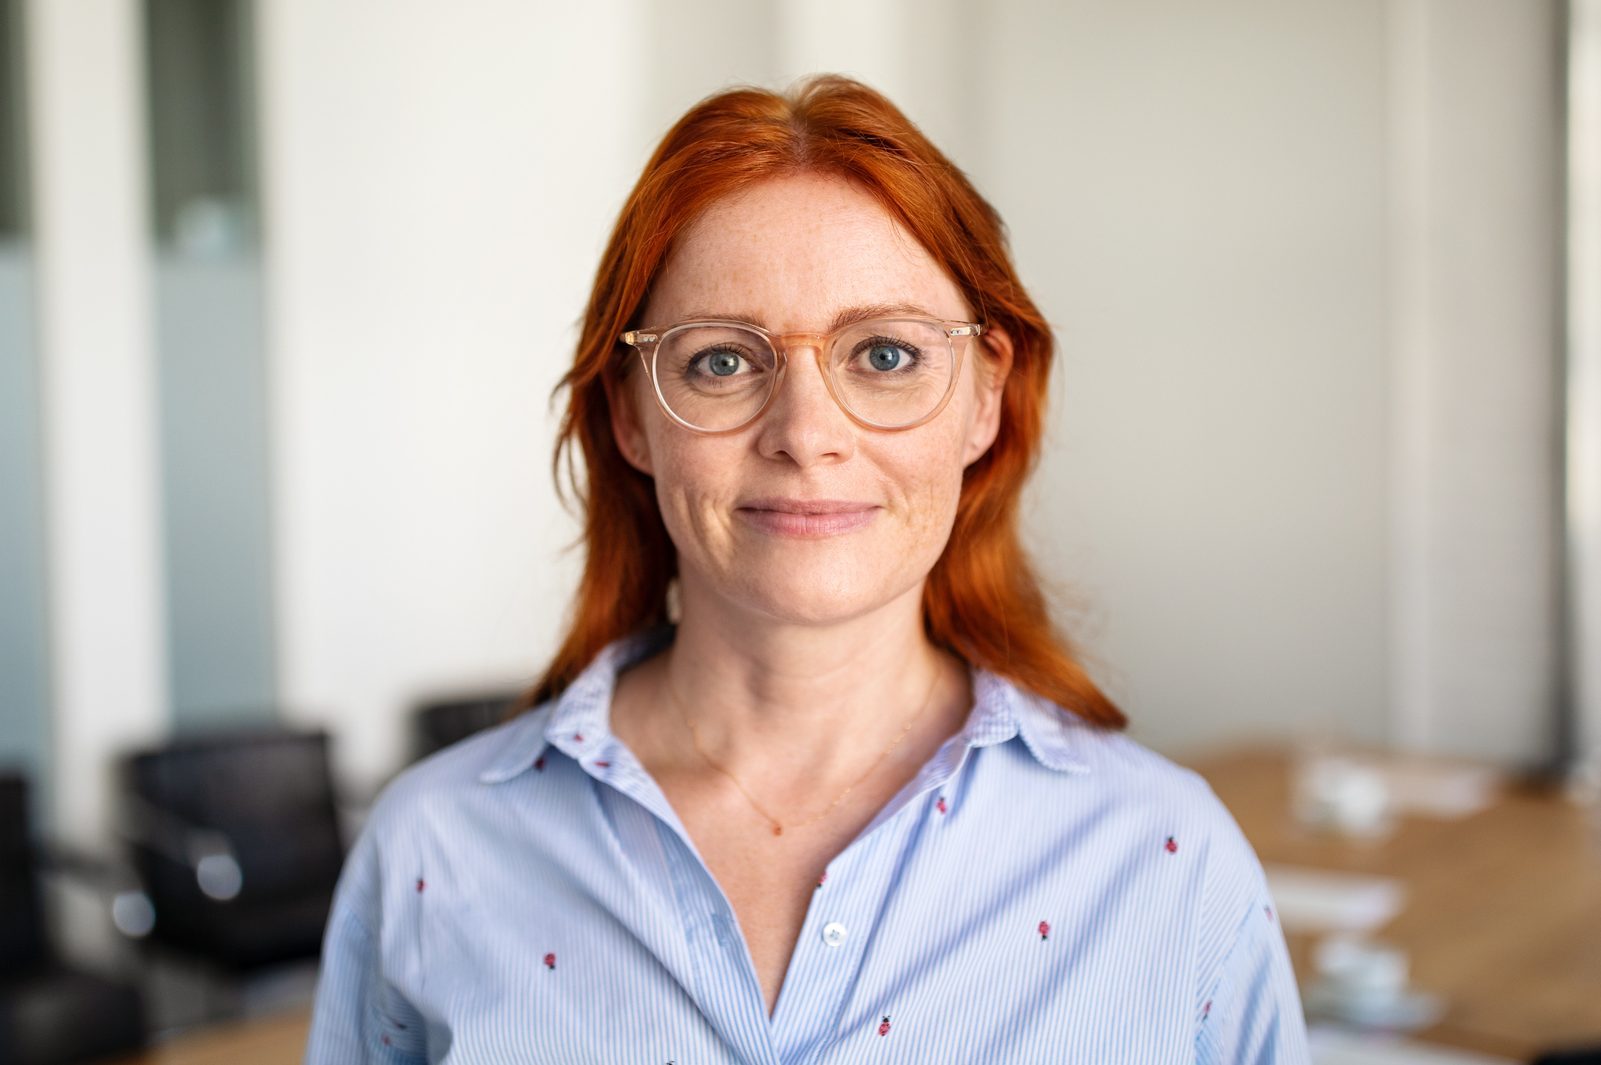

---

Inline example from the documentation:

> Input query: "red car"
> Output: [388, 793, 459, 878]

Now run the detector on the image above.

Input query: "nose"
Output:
[753, 340, 856, 467]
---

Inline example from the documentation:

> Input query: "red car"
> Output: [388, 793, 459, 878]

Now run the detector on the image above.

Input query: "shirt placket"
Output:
[572, 731, 784, 1065]
[766, 826, 900, 1063]
[769, 734, 990, 1064]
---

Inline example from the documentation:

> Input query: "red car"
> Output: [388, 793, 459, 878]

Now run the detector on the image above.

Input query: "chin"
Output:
[719, 563, 918, 628]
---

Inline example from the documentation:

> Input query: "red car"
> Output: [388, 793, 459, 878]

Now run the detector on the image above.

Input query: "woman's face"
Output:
[611, 172, 1012, 627]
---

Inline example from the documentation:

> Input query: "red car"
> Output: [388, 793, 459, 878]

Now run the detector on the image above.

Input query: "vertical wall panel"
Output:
[1388, 0, 1562, 764]
[154, 254, 277, 725]
[146, 0, 277, 727]
[1568, 0, 1601, 772]
[0, 0, 54, 832]
[0, 246, 49, 821]
[27, 0, 167, 846]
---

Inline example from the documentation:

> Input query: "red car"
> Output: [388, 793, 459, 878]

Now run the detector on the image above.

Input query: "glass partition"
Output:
[0, 0, 54, 831]
[144, 0, 277, 728]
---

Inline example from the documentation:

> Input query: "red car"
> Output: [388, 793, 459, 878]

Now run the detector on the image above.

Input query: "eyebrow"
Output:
[675, 302, 942, 333]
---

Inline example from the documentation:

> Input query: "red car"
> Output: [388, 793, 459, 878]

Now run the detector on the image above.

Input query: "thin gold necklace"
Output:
[665, 659, 944, 837]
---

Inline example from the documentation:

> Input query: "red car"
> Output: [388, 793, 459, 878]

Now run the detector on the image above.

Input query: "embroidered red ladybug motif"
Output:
[595, 760, 611, 768]
[573, 733, 584, 743]
[533, 756, 546, 771]
[877, 1016, 891, 1037]
[935, 796, 948, 815]
[544, 952, 556, 970]
[1202, 999, 1212, 1020]
[416, 878, 425, 893]
[1037, 920, 1050, 940]
[816, 871, 827, 889]
[1165, 836, 1178, 853]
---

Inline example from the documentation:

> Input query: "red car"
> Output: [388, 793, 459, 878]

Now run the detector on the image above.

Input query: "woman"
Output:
[306, 76, 1309, 1063]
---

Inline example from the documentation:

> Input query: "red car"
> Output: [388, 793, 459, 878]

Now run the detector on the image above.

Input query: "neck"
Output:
[633, 577, 968, 790]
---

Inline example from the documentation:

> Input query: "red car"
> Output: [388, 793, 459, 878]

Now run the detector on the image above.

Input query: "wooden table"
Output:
[105, 1010, 310, 1065]
[1186, 745, 1601, 1060]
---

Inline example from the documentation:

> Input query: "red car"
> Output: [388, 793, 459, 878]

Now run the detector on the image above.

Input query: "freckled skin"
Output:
[610, 173, 1011, 629]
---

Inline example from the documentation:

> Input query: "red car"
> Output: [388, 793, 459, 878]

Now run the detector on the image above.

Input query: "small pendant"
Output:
[772, 824, 783, 836]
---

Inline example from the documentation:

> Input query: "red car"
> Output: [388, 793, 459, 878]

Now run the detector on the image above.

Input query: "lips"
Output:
[735, 497, 879, 537]
[738, 497, 876, 515]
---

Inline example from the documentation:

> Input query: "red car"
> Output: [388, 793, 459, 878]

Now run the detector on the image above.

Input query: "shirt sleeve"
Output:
[304, 809, 429, 1064]
[1193, 857, 1313, 1064]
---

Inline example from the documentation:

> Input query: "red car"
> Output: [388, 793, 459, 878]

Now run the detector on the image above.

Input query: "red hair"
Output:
[514, 75, 1125, 731]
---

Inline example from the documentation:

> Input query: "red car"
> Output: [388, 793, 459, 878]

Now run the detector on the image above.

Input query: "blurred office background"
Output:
[2, 0, 1598, 1061]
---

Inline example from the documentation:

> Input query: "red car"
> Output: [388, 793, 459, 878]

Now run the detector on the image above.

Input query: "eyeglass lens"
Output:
[652, 319, 956, 431]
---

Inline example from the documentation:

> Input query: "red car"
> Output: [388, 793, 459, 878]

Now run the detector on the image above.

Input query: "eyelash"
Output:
[686, 345, 760, 378]
[850, 336, 924, 371]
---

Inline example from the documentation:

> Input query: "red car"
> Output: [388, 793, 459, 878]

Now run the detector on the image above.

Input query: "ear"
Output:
[604, 365, 656, 476]
[962, 323, 1014, 467]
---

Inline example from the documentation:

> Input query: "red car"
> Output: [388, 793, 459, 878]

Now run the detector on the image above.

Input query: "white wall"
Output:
[256, 0, 650, 798]
[978, 0, 1395, 756]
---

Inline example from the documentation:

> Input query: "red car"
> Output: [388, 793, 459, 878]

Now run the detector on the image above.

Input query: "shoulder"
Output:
[332, 707, 553, 921]
[366, 704, 554, 831]
[1021, 694, 1241, 835]
[1012, 700, 1270, 922]
[326, 706, 554, 933]
[1053, 723, 1281, 995]
[1078, 723, 1262, 875]
[1065, 724, 1278, 978]
[989, 694, 1308, 1053]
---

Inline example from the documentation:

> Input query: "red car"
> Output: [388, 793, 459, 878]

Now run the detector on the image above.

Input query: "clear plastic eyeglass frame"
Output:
[618, 316, 984, 435]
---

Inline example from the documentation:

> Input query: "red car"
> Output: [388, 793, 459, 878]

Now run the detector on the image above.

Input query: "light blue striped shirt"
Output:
[306, 627, 1311, 1063]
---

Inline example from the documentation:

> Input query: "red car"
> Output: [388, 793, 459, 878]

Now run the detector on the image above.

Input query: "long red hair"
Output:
[513, 75, 1124, 731]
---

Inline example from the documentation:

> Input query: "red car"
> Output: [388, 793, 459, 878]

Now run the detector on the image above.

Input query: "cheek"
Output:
[878, 423, 970, 538]
[644, 432, 738, 546]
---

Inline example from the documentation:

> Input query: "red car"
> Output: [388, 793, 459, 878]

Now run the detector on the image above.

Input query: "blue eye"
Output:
[706, 350, 742, 376]
[867, 344, 905, 371]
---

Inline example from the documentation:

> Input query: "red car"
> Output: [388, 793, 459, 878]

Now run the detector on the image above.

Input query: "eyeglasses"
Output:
[619, 316, 983, 434]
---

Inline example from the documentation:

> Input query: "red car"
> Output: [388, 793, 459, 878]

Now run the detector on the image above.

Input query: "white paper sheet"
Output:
[1263, 864, 1406, 934]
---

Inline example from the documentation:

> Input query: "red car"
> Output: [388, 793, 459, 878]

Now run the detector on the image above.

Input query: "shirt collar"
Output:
[963, 666, 1093, 774]
[478, 625, 1092, 784]
[477, 626, 671, 784]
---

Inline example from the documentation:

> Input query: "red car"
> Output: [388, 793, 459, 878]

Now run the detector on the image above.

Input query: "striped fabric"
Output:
[305, 627, 1311, 1063]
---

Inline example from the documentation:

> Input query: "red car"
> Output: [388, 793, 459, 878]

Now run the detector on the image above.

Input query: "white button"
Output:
[821, 921, 848, 947]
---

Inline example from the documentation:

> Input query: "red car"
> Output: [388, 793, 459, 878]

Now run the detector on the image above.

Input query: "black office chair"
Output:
[0, 771, 148, 1065]
[115, 727, 347, 1021]
[412, 690, 519, 762]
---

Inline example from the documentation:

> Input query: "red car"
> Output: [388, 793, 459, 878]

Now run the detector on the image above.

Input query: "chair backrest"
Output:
[413, 691, 517, 761]
[120, 728, 346, 907]
[0, 771, 48, 973]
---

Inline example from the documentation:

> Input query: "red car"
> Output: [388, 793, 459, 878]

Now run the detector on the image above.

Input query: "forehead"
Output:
[644, 172, 969, 330]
